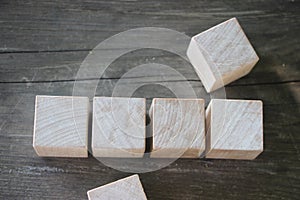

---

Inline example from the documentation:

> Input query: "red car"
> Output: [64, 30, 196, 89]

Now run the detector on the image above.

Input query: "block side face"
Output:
[150, 148, 202, 158]
[34, 145, 87, 157]
[193, 18, 259, 89]
[187, 38, 216, 92]
[34, 96, 89, 148]
[150, 148, 179, 158]
[206, 149, 263, 160]
[92, 147, 144, 158]
[182, 148, 204, 158]
[92, 97, 146, 156]
[152, 98, 205, 157]
[211, 99, 263, 152]
[87, 175, 147, 200]
[32, 96, 39, 147]
[205, 101, 212, 156]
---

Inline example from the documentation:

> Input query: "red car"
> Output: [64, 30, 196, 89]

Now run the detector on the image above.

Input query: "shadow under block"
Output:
[150, 98, 205, 158]
[92, 97, 146, 158]
[187, 17, 259, 93]
[87, 174, 147, 200]
[205, 99, 263, 160]
[33, 95, 89, 157]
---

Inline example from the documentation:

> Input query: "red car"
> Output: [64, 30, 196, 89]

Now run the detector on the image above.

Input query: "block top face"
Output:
[87, 174, 147, 200]
[193, 18, 259, 77]
[152, 98, 205, 150]
[93, 97, 145, 150]
[33, 95, 89, 147]
[210, 99, 263, 151]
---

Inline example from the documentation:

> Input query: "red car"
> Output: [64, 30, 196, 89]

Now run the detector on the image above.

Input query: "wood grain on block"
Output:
[205, 99, 263, 159]
[187, 18, 259, 92]
[33, 95, 89, 157]
[92, 97, 146, 157]
[150, 98, 205, 158]
[87, 174, 147, 200]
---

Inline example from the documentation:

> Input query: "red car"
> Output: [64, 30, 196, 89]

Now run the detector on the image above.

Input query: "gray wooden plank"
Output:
[0, 0, 299, 53]
[0, 49, 299, 85]
[0, 0, 299, 86]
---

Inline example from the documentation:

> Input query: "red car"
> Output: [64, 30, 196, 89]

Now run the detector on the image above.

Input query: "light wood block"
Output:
[205, 99, 263, 160]
[87, 174, 147, 200]
[92, 97, 146, 158]
[187, 18, 259, 93]
[33, 95, 89, 157]
[150, 98, 205, 158]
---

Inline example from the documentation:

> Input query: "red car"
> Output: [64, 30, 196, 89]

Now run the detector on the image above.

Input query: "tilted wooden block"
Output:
[87, 174, 147, 200]
[150, 98, 205, 158]
[92, 97, 146, 157]
[33, 95, 89, 157]
[187, 18, 259, 93]
[205, 99, 263, 160]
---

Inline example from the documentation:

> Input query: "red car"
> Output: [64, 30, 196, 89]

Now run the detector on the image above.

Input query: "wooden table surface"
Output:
[0, 0, 299, 199]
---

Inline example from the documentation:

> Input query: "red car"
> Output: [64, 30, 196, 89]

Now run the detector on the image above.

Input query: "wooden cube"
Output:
[150, 98, 205, 158]
[187, 18, 259, 93]
[33, 95, 89, 157]
[205, 99, 263, 160]
[92, 97, 146, 157]
[87, 174, 147, 200]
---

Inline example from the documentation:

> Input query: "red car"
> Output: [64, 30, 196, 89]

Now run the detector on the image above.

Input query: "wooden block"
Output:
[92, 97, 146, 157]
[150, 98, 205, 158]
[33, 95, 89, 157]
[187, 18, 259, 92]
[87, 174, 147, 200]
[205, 99, 263, 160]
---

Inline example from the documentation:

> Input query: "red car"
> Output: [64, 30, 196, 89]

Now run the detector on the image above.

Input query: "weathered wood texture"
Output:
[205, 99, 263, 160]
[92, 97, 145, 158]
[33, 95, 89, 157]
[187, 18, 259, 92]
[87, 174, 147, 200]
[150, 98, 205, 158]
[0, 0, 299, 200]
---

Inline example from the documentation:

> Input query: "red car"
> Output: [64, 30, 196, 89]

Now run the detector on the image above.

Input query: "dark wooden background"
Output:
[0, 0, 299, 199]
